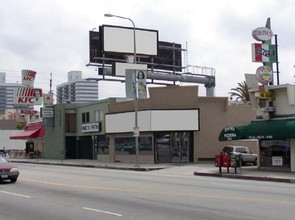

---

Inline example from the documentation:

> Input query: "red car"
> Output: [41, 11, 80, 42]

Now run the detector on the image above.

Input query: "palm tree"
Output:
[229, 81, 250, 102]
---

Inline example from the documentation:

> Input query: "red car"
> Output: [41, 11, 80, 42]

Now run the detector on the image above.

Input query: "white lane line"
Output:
[0, 190, 31, 199]
[82, 207, 122, 217]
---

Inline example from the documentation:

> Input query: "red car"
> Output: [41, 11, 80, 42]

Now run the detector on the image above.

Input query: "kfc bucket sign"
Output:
[22, 69, 36, 87]
[14, 87, 43, 105]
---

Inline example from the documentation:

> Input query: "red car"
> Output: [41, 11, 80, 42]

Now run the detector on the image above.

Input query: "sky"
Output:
[1, 0, 295, 100]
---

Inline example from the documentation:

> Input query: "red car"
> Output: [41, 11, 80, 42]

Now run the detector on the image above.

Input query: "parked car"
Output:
[221, 146, 257, 166]
[0, 155, 19, 183]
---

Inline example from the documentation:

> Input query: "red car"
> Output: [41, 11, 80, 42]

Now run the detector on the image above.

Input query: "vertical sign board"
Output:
[125, 69, 147, 99]
[125, 69, 136, 99]
[137, 70, 147, 98]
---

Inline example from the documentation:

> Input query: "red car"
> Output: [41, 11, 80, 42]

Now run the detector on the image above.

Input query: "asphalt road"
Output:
[1, 163, 295, 220]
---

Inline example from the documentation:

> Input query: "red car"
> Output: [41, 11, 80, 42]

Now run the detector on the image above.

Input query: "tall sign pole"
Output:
[251, 17, 277, 119]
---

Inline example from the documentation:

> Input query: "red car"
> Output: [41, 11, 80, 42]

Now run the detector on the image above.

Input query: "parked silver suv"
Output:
[221, 146, 257, 166]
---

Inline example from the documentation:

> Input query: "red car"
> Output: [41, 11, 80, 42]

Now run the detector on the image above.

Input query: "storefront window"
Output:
[115, 136, 153, 155]
[260, 139, 290, 168]
[96, 135, 109, 155]
[65, 109, 76, 132]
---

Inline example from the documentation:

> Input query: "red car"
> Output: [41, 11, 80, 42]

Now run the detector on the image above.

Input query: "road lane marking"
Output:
[0, 190, 31, 199]
[19, 178, 295, 206]
[82, 207, 122, 217]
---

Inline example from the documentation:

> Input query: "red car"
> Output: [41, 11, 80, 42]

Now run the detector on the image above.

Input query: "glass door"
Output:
[155, 133, 171, 163]
[155, 132, 191, 163]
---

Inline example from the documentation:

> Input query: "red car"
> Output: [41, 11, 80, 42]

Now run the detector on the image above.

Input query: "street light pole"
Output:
[104, 13, 140, 167]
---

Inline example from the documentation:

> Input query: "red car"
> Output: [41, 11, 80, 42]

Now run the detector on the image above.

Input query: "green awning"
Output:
[219, 119, 295, 141]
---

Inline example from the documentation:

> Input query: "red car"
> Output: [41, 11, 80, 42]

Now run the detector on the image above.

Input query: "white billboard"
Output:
[101, 25, 158, 56]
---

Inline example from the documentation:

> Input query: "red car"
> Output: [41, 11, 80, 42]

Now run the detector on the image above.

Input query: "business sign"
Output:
[272, 156, 283, 166]
[14, 87, 43, 105]
[43, 93, 54, 106]
[255, 91, 275, 100]
[81, 122, 101, 133]
[252, 27, 273, 41]
[251, 43, 276, 63]
[256, 66, 273, 85]
[20, 109, 38, 115]
[21, 69, 36, 87]
[41, 107, 53, 118]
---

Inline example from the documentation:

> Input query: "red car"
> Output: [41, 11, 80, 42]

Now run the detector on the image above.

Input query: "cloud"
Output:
[1, 0, 295, 99]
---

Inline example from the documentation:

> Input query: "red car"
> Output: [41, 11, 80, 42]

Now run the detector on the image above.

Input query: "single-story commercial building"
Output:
[43, 85, 257, 164]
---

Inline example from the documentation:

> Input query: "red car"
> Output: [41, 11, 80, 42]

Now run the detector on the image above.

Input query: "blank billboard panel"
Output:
[101, 25, 158, 56]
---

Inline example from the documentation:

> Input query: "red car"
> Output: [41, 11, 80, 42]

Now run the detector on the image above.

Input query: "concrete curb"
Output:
[11, 160, 165, 171]
[194, 172, 295, 184]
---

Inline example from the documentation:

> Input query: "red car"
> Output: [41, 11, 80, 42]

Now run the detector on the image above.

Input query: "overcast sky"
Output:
[1, 0, 295, 99]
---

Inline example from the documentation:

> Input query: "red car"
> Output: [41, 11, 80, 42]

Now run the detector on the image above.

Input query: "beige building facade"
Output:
[105, 86, 257, 164]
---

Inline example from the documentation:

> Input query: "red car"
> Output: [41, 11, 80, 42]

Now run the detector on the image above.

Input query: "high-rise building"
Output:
[0, 72, 33, 115]
[56, 71, 98, 103]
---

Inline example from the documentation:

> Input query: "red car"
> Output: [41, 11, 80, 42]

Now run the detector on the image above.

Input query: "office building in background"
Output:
[56, 71, 98, 104]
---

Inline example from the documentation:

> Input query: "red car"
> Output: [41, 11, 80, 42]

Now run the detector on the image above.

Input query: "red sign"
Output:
[20, 110, 38, 115]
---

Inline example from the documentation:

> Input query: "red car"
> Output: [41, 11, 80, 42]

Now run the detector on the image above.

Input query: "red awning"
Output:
[10, 122, 45, 140]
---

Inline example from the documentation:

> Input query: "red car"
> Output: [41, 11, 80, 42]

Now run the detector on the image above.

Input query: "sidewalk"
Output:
[9, 158, 295, 184]
[10, 158, 168, 171]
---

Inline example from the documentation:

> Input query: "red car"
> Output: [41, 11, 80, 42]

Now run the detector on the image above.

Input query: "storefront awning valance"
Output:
[219, 119, 295, 141]
[10, 122, 45, 140]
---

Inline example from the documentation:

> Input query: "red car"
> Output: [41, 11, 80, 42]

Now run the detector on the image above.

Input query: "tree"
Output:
[229, 81, 250, 102]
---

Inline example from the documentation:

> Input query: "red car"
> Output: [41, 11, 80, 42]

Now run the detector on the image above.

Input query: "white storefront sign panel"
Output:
[106, 110, 199, 133]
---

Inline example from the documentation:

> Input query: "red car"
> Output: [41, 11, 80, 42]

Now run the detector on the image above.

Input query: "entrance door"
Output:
[171, 135, 190, 163]
[155, 134, 171, 163]
[66, 137, 76, 159]
[155, 132, 192, 163]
